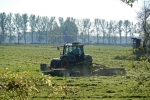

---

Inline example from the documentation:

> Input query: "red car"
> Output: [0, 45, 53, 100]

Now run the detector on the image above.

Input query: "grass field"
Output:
[0, 44, 150, 100]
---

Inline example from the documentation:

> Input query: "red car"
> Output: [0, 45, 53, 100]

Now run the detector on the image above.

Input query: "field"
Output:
[0, 44, 150, 100]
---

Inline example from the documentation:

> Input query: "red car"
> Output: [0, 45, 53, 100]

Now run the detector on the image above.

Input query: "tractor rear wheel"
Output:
[61, 57, 69, 68]
[50, 60, 55, 69]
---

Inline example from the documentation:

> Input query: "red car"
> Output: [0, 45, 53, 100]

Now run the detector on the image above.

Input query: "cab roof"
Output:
[65, 42, 84, 46]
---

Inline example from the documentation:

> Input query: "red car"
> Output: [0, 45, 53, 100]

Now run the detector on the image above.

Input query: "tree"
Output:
[83, 19, 91, 44]
[21, 13, 28, 44]
[75, 19, 84, 43]
[35, 16, 44, 43]
[94, 19, 101, 44]
[106, 21, 113, 44]
[61, 17, 78, 42]
[58, 17, 64, 43]
[0, 28, 2, 42]
[136, 0, 150, 50]
[111, 21, 118, 44]
[134, 22, 143, 37]
[13, 13, 23, 43]
[122, 20, 131, 44]
[29, 14, 36, 43]
[47, 16, 55, 43]
[129, 22, 137, 43]
[99, 19, 108, 44]
[0, 12, 7, 43]
[41, 16, 49, 43]
[51, 21, 60, 43]
[117, 20, 123, 44]
[6, 13, 15, 43]
[87, 21, 92, 44]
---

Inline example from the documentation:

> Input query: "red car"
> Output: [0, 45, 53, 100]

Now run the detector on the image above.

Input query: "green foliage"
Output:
[61, 17, 78, 42]
[121, 0, 135, 7]
[0, 70, 40, 99]
[0, 12, 7, 43]
[22, 13, 28, 43]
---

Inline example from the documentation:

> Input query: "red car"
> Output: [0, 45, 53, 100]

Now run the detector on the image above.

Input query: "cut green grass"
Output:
[0, 44, 150, 99]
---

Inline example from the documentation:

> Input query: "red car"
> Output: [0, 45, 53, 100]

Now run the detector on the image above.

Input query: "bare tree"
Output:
[136, 0, 150, 51]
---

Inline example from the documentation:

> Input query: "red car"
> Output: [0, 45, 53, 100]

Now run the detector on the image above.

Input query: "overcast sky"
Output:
[0, 0, 142, 23]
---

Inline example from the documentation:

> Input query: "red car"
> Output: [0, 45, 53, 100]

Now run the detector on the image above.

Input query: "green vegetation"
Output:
[0, 44, 150, 100]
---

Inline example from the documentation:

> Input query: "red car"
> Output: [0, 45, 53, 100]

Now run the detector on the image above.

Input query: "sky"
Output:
[0, 0, 142, 23]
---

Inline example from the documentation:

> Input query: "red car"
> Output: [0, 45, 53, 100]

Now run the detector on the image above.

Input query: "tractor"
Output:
[52, 42, 92, 70]
[40, 42, 126, 76]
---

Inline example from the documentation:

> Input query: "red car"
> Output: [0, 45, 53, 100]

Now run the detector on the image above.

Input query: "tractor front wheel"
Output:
[50, 60, 55, 69]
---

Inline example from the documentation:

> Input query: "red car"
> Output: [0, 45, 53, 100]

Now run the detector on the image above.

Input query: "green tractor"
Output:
[40, 42, 126, 76]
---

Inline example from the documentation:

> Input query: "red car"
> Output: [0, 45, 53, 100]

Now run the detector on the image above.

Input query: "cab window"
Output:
[65, 46, 73, 54]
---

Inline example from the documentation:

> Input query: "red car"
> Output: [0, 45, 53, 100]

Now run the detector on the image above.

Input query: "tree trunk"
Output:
[31, 31, 33, 43]
[97, 34, 99, 44]
[103, 32, 105, 44]
[82, 33, 83, 44]
[18, 33, 20, 44]
[24, 31, 26, 44]
[120, 35, 122, 45]
[2, 26, 5, 43]
[9, 31, 12, 43]
[46, 31, 47, 44]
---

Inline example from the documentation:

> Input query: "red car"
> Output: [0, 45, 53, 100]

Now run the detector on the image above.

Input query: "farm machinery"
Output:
[40, 42, 126, 77]
[132, 38, 150, 61]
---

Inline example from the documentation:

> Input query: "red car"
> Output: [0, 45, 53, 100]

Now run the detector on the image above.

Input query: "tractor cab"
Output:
[62, 42, 85, 62]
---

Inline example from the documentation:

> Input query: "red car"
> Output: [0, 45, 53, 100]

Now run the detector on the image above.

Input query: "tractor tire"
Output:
[61, 57, 69, 68]
[40, 63, 47, 71]
[50, 60, 55, 69]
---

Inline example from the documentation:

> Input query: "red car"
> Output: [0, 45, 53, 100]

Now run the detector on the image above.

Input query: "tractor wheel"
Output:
[61, 57, 69, 68]
[50, 60, 55, 69]
[40, 63, 47, 71]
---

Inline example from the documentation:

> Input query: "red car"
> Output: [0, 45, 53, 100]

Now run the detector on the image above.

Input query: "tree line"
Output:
[0, 12, 140, 45]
